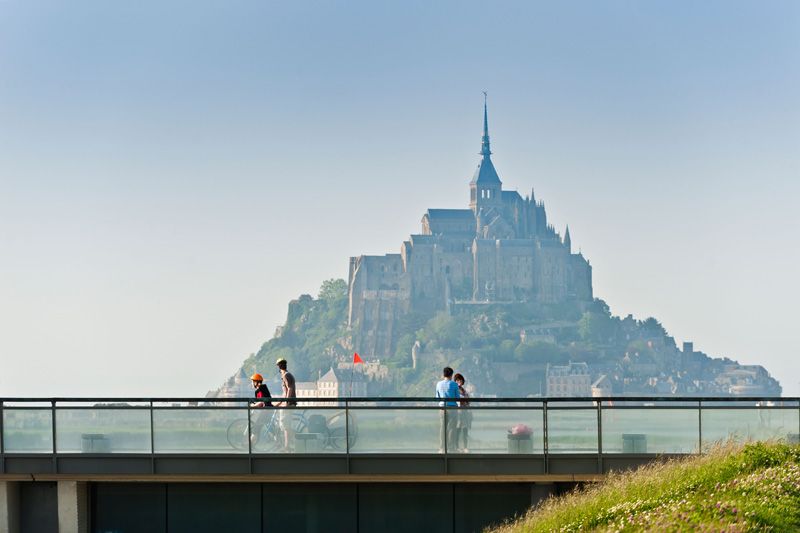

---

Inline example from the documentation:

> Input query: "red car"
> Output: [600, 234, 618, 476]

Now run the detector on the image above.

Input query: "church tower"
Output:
[469, 95, 503, 215]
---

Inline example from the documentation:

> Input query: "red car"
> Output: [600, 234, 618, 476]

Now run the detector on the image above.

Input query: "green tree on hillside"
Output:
[578, 312, 615, 344]
[514, 340, 564, 364]
[639, 316, 668, 337]
[318, 278, 348, 300]
[418, 312, 463, 350]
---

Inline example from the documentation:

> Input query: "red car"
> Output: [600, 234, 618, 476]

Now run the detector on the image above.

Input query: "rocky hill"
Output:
[228, 279, 780, 399]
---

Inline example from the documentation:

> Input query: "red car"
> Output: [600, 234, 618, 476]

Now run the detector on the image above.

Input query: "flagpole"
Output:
[349, 354, 355, 398]
[349, 366, 353, 399]
[349, 353, 362, 399]
[347, 363, 356, 398]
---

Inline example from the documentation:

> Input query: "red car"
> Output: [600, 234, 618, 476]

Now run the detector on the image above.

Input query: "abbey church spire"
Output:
[481, 92, 492, 157]
[470, 93, 502, 213]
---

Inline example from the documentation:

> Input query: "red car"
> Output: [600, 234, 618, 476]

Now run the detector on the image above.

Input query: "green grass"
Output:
[489, 441, 800, 532]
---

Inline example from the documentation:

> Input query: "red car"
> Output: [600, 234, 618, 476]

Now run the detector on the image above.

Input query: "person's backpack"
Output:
[256, 384, 273, 407]
[307, 414, 328, 434]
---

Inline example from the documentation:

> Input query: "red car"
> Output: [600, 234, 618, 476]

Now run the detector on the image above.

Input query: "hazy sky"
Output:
[1, 1, 798, 397]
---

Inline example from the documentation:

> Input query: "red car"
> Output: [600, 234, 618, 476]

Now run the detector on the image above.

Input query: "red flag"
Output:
[353, 353, 364, 364]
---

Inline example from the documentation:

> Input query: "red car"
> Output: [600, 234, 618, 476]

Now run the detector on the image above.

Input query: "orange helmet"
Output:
[250, 373, 264, 382]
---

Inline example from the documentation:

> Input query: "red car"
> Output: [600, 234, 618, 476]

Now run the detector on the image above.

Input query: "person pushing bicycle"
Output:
[251, 373, 272, 407]
[250, 373, 272, 445]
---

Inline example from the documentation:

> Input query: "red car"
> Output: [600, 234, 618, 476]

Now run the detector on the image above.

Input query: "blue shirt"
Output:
[436, 378, 459, 406]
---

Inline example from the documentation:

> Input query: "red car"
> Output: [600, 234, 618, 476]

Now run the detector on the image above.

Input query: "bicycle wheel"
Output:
[226, 418, 250, 451]
[252, 422, 280, 452]
[329, 427, 357, 451]
[316, 426, 332, 448]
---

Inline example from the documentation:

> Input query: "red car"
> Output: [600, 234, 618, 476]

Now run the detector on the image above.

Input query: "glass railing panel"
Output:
[547, 408, 598, 453]
[153, 408, 247, 453]
[248, 408, 349, 454]
[3, 409, 53, 453]
[345, 408, 441, 453]
[464, 408, 542, 454]
[601, 407, 698, 454]
[55, 409, 151, 453]
[701, 407, 800, 446]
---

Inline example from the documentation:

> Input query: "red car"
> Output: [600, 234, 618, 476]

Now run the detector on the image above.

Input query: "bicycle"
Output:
[227, 408, 358, 452]
[226, 409, 281, 452]
[321, 409, 358, 451]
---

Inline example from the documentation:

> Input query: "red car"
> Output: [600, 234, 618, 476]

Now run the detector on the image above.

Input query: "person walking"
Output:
[435, 366, 459, 453]
[275, 358, 297, 452]
[453, 373, 472, 453]
[251, 373, 272, 407]
[249, 373, 272, 446]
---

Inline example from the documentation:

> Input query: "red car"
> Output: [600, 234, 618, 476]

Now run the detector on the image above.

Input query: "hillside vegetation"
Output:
[236, 278, 778, 397]
[490, 441, 800, 532]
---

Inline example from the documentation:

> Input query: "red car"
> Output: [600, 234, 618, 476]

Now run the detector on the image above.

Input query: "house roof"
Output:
[409, 234, 440, 245]
[425, 209, 475, 220]
[319, 368, 367, 383]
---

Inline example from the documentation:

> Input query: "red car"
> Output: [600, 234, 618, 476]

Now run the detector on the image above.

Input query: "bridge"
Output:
[1, 396, 796, 532]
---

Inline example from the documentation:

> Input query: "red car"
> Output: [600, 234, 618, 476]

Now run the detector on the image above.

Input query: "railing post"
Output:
[698, 400, 703, 454]
[345, 399, 350, 453]
[149, 400, 155, 474]
[444, 405, 449, 456]
[247, 400, 253, 474]
[345, 398, 350, 474]
[247, 401, 252, 456]
[51, 400, 58, 474]
[542, 400, 549, 474]
[596, 400, 603, 474]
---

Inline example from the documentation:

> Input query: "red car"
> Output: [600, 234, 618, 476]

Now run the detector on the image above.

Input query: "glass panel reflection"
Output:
[347, 408, 440, 453]
[56, 409, 151, 453]
[547, 408, 598, 453]
[701, 407, 799, 446]
[153, 408, 247, 453]
[3, 409, 53, 453]
[601, 408, 698, 454]
[467, 409, 542, 454]
[247, 408, 349, 454]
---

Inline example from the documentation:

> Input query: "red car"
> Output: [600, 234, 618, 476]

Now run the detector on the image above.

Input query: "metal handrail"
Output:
[0, 396, 795, 404]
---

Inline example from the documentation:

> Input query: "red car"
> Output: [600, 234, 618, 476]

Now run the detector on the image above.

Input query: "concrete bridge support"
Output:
[0, 481, 87, 533]
[57, 482, 87, 533]
[0, 482, 20, 533]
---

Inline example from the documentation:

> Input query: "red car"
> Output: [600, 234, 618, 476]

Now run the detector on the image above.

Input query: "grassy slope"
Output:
[491, 442, 800, 532]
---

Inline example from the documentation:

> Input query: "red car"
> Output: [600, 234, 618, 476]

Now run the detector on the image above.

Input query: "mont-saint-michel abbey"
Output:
[220, 101, 780, 400]
[349, 102, 593, 357]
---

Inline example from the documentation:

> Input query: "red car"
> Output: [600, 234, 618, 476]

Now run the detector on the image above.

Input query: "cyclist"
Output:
[250, 373, 272, 445]
[274, 358, 297, 452]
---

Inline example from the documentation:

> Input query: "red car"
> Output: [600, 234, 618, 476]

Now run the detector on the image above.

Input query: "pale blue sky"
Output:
[1, 1, 798, 397]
